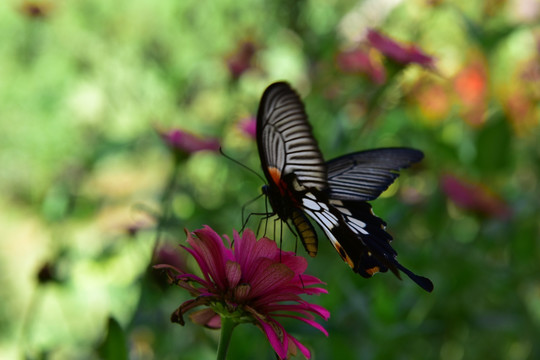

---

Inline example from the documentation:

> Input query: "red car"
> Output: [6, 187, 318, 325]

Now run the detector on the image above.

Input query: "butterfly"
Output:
[256, 81, 433, 292]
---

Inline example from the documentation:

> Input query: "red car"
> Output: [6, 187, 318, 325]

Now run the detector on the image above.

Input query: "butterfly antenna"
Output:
[219, 147, 266, 184]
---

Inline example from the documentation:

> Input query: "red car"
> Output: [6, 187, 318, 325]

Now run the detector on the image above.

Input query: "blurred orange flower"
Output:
[453, 58, 489, 127]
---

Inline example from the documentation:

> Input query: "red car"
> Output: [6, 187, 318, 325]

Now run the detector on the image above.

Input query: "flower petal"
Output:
[170, 297, 209, 325]
[189, 308, 221, 329]
[234, 283, 251, 302]
[225, 260, 242, 288]
[255, 318, 288, 360]
[190, 226, 235, 290]
[276, 314, 329, 336]
[248, 260, 295, 298]
[290, 335, 311, 359]
[276, 251, 308, 275]
[233, 230, 279, 281]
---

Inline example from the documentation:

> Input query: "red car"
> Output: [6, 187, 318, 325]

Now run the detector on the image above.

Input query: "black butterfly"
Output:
[256, 82, 433, 292]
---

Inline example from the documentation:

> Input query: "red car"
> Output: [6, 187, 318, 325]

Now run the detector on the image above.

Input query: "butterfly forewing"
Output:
[257, 82, 327, 191]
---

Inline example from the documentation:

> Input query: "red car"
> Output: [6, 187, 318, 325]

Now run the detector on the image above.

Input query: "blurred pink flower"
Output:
[367, 29, 435, 69]
[238, 116, 257, 139]
[441, 174, 511, 220]
[155, 226, 329, 359]
[226, 41, 257, 79]
[158, 128, 220, 156]
[154, 243, 188, 271]
[336, 48, 386, 84]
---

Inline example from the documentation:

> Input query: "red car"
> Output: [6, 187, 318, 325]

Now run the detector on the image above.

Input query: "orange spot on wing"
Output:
[268, 167, 282, 187]
[335, 243, 355, 269]
[365, 267, 380, 276]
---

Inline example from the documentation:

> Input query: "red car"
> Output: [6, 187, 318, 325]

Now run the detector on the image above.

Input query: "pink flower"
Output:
[336, 48, 386, 84]
[367, 29, 435, 69]
[238, 116, 257, 139]
[155, 226, 329, 359]
[441, 174, 512, 220]
[226, 41, 257, 79]
[154, 243, 188, 271]
[158, 128, 220, 156]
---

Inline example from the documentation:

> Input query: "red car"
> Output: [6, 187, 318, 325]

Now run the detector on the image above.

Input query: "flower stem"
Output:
[216, 316, 236, 360]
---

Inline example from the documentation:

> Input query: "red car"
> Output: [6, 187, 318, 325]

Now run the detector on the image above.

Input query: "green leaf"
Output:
[474, 113, 513, 174]
[98, 317, 128, 360]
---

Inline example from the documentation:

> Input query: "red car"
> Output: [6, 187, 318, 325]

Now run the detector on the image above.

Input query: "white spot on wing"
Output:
[346, 216, 369, 235]
[302, 198, 321, 210]
[349, 217, 366, 229]
[303, 208, 340, 246]
[335, 206, 352, 216]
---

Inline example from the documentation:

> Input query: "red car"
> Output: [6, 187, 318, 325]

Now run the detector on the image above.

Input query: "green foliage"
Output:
[1, 0, 539, 359]
[98, 317, 128, 360]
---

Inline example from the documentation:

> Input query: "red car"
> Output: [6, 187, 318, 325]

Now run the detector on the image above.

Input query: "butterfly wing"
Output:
[256, 82, 327, 191]
[327, 148, 423, 201]
[330, 199, 434, 292]
[256, 82, 327, 255]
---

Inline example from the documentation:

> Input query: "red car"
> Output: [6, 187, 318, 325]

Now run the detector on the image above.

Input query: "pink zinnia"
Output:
[367, 29, 435, 69]
[155, 226, 329, 359]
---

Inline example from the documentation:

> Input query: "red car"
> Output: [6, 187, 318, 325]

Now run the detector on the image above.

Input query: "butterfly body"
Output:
[256, 82, 433, 292]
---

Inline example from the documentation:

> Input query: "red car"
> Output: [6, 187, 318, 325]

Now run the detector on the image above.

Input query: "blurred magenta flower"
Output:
[154, 243, 188, 271]
[155, 226, 329, 359]
[441, 174, 512, 220]
[158, 128, 220, 157]
[367, 29, 435, 69]
[237, 116, 257, 139]
[226, 40, 257, 79]
[336, 48, 386, 84]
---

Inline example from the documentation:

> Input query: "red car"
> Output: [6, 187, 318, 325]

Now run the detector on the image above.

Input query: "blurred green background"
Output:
[1, 0, 539, 359]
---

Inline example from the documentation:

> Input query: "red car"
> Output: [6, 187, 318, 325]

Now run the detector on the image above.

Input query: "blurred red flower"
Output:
[155, 226, 329, 359]
[441, 174, 511, 219]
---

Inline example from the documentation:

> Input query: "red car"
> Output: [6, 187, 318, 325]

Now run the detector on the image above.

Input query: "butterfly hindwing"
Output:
[327, 148, 424, 201]
[305, 196, 434, 292]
